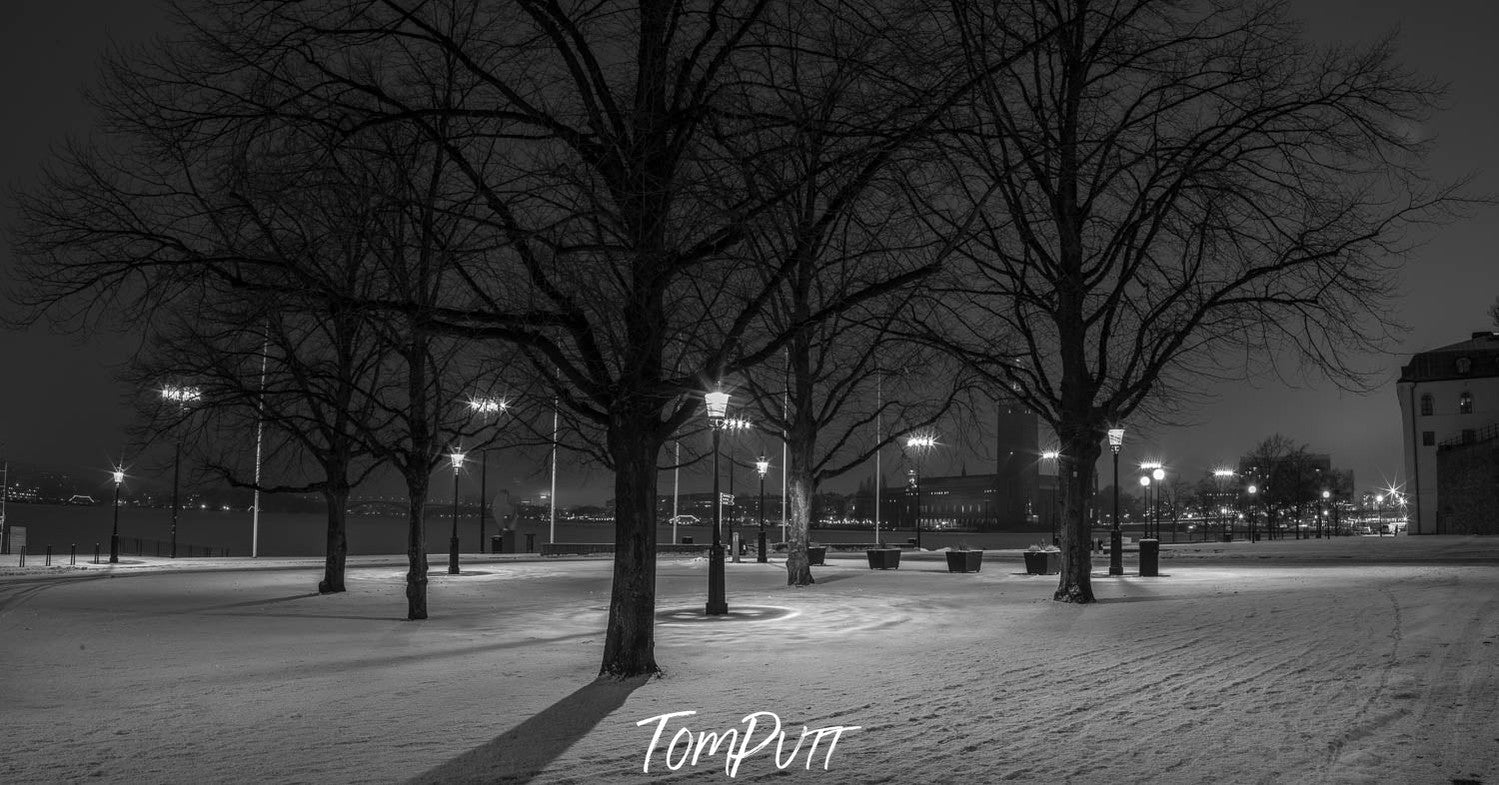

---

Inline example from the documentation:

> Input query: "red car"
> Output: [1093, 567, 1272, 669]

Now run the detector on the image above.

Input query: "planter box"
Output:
[866, 548, 902, 570]
[1024, 550, 1060, 575]
[807, 546, 827, 565]
[945, 550, 984, 573]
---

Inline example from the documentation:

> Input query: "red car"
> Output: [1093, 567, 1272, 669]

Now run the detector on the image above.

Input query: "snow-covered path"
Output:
[2, 537, 1496, 784]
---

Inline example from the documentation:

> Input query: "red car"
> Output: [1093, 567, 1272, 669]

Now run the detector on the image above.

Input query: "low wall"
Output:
[540, 542, 710, 557]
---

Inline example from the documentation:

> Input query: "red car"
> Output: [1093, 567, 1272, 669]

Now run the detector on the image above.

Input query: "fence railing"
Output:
[8, 538, 230, 567]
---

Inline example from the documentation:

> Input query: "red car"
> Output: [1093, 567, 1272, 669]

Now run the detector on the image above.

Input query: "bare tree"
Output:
[919, 0, 1468, 602]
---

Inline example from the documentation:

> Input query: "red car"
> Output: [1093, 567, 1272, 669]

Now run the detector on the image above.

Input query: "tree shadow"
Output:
[407, 674, 650, 784]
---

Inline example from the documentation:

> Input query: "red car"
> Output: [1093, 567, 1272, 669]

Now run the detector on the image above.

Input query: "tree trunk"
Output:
[784, 468, 815, 586]
[1054, 426, 1101, 603]
[599, 417, 662, 678]
[404, 472, 430, 620]
[318, 482, 350, 594]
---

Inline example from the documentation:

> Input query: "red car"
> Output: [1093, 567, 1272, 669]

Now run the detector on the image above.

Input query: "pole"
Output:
[252, 332, 268, 558]
[672, 441, 680, 544]
[757, 469, 767, 563]
[170, 440, 181, 558]
[110, 480, 121, 564]
[549, 396, 559, 544]
[874, 373, 881, 546]
[478, 450, 488, 553]
[729, 455, 738, 563]
[914, 460, 923, 550]
[1109, 448, 1122, 576]
[707, 425, 727, 615]
[449, 464, 461, 575]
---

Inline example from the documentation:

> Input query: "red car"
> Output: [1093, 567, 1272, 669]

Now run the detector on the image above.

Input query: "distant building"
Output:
[1396, 330, 1499, 534]
[850, 399, 1048, 532]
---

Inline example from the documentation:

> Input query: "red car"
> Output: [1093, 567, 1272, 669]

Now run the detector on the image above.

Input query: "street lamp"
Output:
[160, 384, 201, 558]
[1375, 493, 1384, 536]
[1213, 469, 1235, 542]
[1138, 474, 1151, 539]
[448, 450, 465, 575]
[905, 434, 938, 549]
[467, 397, 508, 553]
[1152, 467, 1166, 541]
[1321, 489, 1331, 539]
[705, 386, 730, 615]
[722, 416, 753, 562]
[1246, 484, 1258, 542]
[756, 456, 770, 563]
[109, 468, 124, 563]
[1041, 450, 1060, 544]
[1108, 427, 1125, 576]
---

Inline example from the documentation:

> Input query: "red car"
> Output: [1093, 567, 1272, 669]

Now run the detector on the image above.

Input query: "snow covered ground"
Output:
[2, 536, 1497, 784]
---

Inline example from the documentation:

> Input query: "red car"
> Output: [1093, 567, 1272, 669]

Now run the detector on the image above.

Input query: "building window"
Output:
[1422, 431, 1435, 446]
[1459, 392, 1473, 414]
[1420, 394, 1433, 416]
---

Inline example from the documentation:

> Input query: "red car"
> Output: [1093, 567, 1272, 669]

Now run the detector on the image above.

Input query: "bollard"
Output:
[18, 549, 25, 567]
[45, 545, 52, 566]
[71, 544, 77, 566]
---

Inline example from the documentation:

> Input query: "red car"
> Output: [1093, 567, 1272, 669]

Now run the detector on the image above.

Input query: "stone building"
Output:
[1396, 331, 1499, 534]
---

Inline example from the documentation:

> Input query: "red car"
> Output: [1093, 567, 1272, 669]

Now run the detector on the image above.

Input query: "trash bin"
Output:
[1223, 532, 1234, 543]
[490, 535, 504, 554]
[1139, 538, 1160, 577]
[680, 536, 694, 545]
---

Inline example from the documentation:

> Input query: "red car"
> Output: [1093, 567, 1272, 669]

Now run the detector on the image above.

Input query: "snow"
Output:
[2, 537, 1497, 784]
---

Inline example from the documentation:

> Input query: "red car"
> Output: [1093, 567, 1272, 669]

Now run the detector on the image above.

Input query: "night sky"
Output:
[2, 0, 1496, 503]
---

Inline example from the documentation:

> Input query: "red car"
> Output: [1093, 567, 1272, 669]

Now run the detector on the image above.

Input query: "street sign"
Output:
[720, 493, 735, 506]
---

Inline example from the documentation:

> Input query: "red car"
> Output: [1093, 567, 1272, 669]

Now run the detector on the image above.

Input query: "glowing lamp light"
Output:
[1107, 427, 1125, 450]
[1041, 450, 1060, 460]
[112, 469, 125, 484]
[755, 457, 770, 478]
[161, 385, 202, 404]
[906, 435, 937, 450]
[1247, 485, 1258, 495]
[1213, 469, 1235, 479]
[449, 451, 465, 472]
[1152, 468, 1165, 482]
[468, 397, 506, 415]
[1139, 475, 1150, 487]
[705, 387, 730, 421]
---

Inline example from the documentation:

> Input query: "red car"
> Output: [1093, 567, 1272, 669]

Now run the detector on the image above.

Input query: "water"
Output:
[0, 503, 1064, 558]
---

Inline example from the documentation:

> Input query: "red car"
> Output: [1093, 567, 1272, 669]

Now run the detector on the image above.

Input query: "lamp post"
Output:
[1375, 493, 1384, 536]
[448, 450, 464, 575]
[756, 456, 769, 563]
[109, 468, 124, 563]
[1108, 427, 1124, 576]
[705, 386, 730, 615]
[1138, 475, 1151, 540]
[1246, 484, 1258, 542]
[1213, 469, 1234, 542]
[905, 434, 937, 549]
[1320, 489, 1331, 539]
[160, 384, 201, 558]
[1152, 467, 1166, 541]
[1042, 450, 1060, 544]
[467, 397, 507, 553]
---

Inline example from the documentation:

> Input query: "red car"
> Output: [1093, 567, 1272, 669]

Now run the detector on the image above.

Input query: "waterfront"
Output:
[0, 502, 1066, 558]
